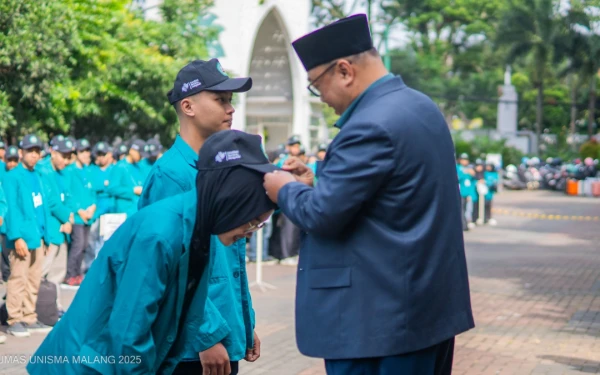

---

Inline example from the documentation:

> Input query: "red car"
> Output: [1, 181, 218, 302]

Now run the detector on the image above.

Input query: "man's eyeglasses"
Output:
[307, 61, 338, 97]
[244, 220, 267, 234]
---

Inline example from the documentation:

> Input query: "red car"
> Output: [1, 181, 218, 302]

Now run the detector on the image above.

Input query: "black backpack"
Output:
[2, 279, 59, 326]
[36, 279, 59, 326]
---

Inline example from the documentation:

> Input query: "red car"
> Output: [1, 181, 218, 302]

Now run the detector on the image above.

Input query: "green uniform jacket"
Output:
[107, 159, 145, 217]
[27, 190, 213, 375]
[138, 135, 256, 361]
[36, 163, 73, 245]
[3, 164, 55, 249]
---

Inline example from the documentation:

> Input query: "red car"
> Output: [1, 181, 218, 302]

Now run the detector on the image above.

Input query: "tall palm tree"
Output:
[554, 5, 600, 138]
[496, 0, 561, 155]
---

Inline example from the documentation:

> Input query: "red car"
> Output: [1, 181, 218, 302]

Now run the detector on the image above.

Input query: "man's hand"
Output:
[133, 186, 143, 196]
[199, 343, 230, 375]
[263, 171, 296, 203]
[60, 222, 73, 235]
[15, 239, 28, 258]
[69, 213, 75, 224]
[0, 216, 3, 227]
[282, 157, 314, 186]
[244, 331, 261, 362]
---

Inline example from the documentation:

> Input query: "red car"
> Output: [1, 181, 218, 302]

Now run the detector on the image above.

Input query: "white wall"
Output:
[211, 0, 312, 145]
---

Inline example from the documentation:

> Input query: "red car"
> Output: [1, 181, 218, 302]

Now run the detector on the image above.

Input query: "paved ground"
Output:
[1, 190, 599, 374]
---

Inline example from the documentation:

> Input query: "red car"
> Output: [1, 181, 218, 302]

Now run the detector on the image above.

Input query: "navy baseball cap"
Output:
[167, 59, 253, 105]
[50, 135, 65, 147]
[52, 139, 75, 154]
[287, 135, 301, 146]
[145, 139, 163, 158]
[198, 130, 279, 175]
[317, 143, 328, 152]
[19, 134, 44, 150]
[92, 142, 109, 156]
[129, 139, 146, 153]
[114, 143, 128, 158]
[76, 138, 91, 152]
[5, 146, 19, 160]
[0, 140, 5, 149]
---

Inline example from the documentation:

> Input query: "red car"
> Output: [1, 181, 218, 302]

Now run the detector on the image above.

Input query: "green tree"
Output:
[0, 0, 218, 144]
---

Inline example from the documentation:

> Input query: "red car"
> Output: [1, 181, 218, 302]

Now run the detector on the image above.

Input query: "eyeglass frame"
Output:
[306, 60, 340, 97]
[244, 220, 267, 234]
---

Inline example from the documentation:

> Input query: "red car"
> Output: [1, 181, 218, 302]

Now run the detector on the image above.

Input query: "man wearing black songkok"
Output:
[264, 13, 474, 375]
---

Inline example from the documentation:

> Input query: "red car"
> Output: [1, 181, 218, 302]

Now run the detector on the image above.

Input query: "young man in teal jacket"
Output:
[0, 181, 6, 344]
[0, 145, 18, 282]
[63, 139, 97, 287]
[139, 59, 260, 375]
[37, 138, 75, 314]
[3, 134, 55, 337]
[108, 139, 145, 217]
[82, 141, 114, 273]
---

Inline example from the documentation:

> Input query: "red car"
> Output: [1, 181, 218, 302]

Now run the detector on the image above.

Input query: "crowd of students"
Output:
[0, 134, 163, 341]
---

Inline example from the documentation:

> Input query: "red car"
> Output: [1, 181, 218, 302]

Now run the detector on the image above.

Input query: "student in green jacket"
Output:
[0, 145, 18, 282]
[63, 138, 97, 287]
[82, 141, 114, 274]
[28, 130, 277, 375]
[140, 60, 264, 375]
[108, 139, 145, 217]
[0, 182, 4, 344]
[37, 138, 75, 314]
[139, 138, 163, 182]
[3, 134, 55, 337]
[0, 181, 7, 283]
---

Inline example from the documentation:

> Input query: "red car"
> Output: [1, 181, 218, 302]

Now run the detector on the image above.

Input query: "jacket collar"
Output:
[335, 73, 398, 129]
[174, 135, 198, 170]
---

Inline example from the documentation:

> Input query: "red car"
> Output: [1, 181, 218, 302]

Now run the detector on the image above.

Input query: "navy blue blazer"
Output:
[278, 76, 474, 360]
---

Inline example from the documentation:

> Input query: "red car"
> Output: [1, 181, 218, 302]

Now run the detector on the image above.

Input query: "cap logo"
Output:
[182, 79, 201, 93]
[66, 141, 73, 149]
[215, 150, 241, 163]
[98, 143, 104, 150]
[216, 62, 228, 77]
[30, 135, 38, 143]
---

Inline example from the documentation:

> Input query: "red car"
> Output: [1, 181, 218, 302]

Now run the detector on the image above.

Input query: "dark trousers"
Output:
[472, 199, 481, 224]
[460, 198, 468, 230]
[325, 337, 455, 375]
[66, 225, 90, 280]
[279, 214, 300, 259]
[484, 200, 492, 223]
[1, 234, 10, 282]
[172, 360, 239, 375]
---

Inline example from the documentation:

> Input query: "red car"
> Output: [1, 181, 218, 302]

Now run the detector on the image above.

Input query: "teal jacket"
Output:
[0, 182, 7, 250]
[3, 164, 54, 249]
[139, 158, 155, 183]
[138, 135, 256, 361]
[0, 160, 6, 182]
[107, 159, 145, 217]
[66, 164, 97, 226]
[138, 136, 196, 209]
[88, 164, 114, 218]
[484, 171, 499, 201]
[36, 163, 73, 246]
[456, 164, 475, 199]
[27, 190, 213, 375]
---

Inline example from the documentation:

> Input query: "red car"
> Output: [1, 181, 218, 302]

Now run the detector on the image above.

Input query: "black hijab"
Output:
[188, 166, 278, 281]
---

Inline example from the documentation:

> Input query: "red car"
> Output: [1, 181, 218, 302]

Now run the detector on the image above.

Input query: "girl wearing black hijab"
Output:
[29, 130, 277, 375]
